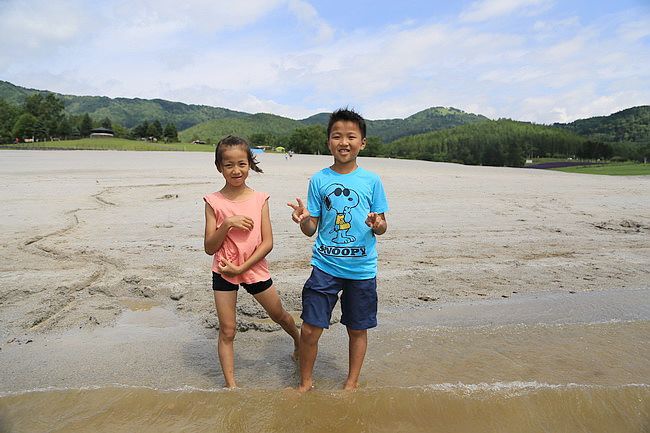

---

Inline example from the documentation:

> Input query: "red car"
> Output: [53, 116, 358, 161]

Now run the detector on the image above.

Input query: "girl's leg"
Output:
[214, 290, 238, 388]
[344, 327, 368, 390]
[253, 285, 300, 358]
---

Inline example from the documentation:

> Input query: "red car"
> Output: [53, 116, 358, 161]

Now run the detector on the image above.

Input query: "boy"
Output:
[288, 108, 389, 391]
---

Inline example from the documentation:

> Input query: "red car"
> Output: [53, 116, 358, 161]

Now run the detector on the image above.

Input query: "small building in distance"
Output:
[90, 127, 114, 138]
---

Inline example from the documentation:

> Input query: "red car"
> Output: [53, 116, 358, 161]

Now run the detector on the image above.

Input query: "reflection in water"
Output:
[1, 384, 648, 433]
[1, 321, 648, 433]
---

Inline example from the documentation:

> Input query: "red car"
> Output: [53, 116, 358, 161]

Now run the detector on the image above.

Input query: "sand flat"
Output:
[0, 149, 649, 392]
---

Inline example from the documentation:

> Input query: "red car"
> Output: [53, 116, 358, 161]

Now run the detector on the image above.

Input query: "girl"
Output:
[203, 135, 300, 388]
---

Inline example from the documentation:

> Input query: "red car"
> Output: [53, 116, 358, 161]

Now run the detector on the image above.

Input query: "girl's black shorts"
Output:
[212, 272, 272, 295]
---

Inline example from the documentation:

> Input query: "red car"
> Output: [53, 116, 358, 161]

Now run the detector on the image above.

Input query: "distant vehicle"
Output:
[191, 140, 206, 144]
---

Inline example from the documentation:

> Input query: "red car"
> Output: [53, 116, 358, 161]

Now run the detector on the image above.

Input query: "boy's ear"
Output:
[360, 137, 367, 150]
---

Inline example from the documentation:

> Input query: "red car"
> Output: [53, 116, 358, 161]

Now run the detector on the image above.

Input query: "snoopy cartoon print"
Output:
[323, 183, 360, 244]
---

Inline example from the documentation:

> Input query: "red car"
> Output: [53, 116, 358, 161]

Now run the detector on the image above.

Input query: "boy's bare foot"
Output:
[296, 381, 314, 393]
[343, 381, 358, 391]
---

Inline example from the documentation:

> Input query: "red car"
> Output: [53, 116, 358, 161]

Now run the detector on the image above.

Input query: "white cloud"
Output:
[460, 0, 552, 22]
[287, 0, 334, 43]
[0, 0, 87, 68]
[1, 1, 648, 124]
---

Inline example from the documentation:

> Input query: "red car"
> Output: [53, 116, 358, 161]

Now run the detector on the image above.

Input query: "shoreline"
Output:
[1, 287, 648, 394]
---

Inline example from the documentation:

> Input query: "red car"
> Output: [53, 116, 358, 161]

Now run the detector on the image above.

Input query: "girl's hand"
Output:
[217, 259, 242, 277]
[225, 215, 254, 231]
[287, 198, 310, 223]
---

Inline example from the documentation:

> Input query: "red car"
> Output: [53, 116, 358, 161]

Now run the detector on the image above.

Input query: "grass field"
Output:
[552, 162, 650, 176]
[0, 138, 214, 152]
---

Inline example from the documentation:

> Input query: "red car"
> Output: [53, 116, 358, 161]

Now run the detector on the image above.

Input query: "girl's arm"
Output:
[204, 202, 230, 255]
[226, 199, 273, 274]
[204, 203, 254, 255]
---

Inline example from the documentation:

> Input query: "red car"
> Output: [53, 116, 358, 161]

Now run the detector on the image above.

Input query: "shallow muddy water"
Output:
[2, 289, 648, 433]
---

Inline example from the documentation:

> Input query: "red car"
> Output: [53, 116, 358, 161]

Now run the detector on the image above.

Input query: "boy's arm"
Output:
[288, 198, 319, 237]
[366, 212, 387, 235]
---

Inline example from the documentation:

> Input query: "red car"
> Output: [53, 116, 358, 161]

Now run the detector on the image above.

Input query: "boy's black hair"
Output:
[214, 135, 263, 173]
[327, 108, 366, 139]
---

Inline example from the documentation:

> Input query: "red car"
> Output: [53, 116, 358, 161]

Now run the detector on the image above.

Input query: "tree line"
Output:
[236, 119, 647, 167]
[0, 94, 179, 143]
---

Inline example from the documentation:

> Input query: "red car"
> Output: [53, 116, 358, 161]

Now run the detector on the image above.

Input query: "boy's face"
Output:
[327, 120, 366, 167]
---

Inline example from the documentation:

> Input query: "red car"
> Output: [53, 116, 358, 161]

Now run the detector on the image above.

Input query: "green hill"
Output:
[0, 80, 247, 130]
[296, 107, 488, 142]
[367, 107, 489, 142]
[182, 106, 489, 143]
[179, 113, 303, 142]
[382, 119, 588, 166]
[554, 106, 650, 144]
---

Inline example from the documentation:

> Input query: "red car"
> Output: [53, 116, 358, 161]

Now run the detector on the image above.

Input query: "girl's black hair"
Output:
[214, 135, 263, 173]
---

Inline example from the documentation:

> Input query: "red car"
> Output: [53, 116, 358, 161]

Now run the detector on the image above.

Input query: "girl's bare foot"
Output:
[343, 381, 358, 391]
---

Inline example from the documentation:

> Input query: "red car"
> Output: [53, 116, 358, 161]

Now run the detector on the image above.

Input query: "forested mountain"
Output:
[0, 80, 247, 130]
[1, 80, 647, 164]
[298, 107, 487, 142]
[367, 107, 488, 142]
[0, 81, 488, 143]
[179, 113, 303, 143]
[380, 119, 591, 167]
[554, 106, 650, 144]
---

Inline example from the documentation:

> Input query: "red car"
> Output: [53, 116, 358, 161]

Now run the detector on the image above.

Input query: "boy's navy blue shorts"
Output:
[301, 266, 377, 330]
[212, 272, 272, 295]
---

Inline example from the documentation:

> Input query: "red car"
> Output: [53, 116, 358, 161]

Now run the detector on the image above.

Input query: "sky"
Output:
[1, 0, 649, 123]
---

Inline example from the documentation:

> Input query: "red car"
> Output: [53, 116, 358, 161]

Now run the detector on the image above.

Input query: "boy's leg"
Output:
[344, 327, 367, 390]
[213, 290, 238, 388]
[340, 276, 377, 390]
[298, 267, 340, 391]
[253, 285, 300, 358]
[298, 322, 323, 392]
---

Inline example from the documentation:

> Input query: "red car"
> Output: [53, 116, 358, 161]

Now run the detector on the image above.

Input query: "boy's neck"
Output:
[330, 161, 358, 174]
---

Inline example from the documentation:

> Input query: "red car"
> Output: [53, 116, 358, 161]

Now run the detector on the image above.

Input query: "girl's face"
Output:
[219, 146, 250, 188]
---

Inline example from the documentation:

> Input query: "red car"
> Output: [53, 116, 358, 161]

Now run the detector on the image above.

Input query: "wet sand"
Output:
[0, 150, 649, 431]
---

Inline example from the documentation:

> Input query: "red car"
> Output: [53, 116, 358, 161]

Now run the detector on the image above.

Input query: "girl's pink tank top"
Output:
[203, 190, 271, 285]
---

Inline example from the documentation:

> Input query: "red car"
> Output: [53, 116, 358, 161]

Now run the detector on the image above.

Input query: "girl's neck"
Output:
[219, 184, 252, 200]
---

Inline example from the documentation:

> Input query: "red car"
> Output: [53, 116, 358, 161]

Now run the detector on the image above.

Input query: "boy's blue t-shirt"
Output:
[307, 166, 389, 279]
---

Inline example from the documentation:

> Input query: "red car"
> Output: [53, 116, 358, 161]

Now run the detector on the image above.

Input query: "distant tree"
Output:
[147, 120, 163, 139]
[132, 120, 149, 138]
[249, 132, 276, 148]
[12, 113, 38, 140]
[286, 125, 327, 154]
[163, 123, 179, 142]
[360, 136, 383, 157]
[23, 94, 44, 117]
[0, 99, 20, 143]
[101, 117, 113, 129]
[79, 113, 93, 137]
[20, 93, 65, 139]
[505, 141, 525, 167]
[58, 117, 73, 139]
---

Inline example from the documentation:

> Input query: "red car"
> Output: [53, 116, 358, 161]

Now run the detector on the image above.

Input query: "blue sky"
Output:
[1, 0, 649, 123]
